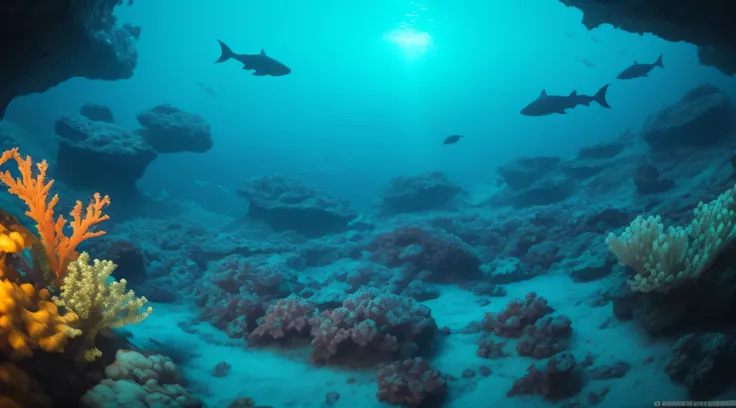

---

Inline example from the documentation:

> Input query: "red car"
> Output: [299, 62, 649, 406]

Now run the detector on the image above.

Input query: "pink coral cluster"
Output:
[478, 292, 573, 360]
[481, 292, 550, 338]
[248, 296, 316, 344]
[195, 254, 303, 338]
[376, 358, 447, 406]
[307, 289, 437, 365]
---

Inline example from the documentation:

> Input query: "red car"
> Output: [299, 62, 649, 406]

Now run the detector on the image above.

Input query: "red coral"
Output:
[376, 358, 447, 406]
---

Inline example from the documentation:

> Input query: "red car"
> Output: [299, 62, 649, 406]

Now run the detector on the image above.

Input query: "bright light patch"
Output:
[383, 1, 433, 59]
[383, 27, 432, 55]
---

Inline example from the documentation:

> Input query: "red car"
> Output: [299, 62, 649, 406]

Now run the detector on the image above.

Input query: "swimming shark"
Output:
[617, 54, 663, 79]
[215, 40, 291, 76]
[520, 84, 611, 116]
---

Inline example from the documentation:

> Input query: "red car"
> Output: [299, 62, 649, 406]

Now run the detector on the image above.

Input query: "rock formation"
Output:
[0, 0, 139, 119]
[559, 0, 736, 75]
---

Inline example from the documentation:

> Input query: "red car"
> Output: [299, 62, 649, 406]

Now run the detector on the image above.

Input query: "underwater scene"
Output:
[1, 0, 736, 407]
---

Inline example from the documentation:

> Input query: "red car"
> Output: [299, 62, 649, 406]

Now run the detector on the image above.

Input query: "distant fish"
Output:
[617, 54, 663, 79]
[443, 135, 464, 145]
[520, 85, 611, 116]
[215, 40, 291, 76]
[579, 58, 596, 68]
[590, 36, 599, 43]
[196, 81, 216, 97]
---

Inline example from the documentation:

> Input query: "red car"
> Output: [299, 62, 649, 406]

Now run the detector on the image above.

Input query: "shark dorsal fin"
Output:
[569, 90, 577, 97]
[540, 89, 547, 97]
[634, 60, 638, 64]
[261, 49, 267, 56]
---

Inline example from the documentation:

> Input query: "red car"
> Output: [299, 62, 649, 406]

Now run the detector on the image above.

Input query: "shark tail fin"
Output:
[593, 84, 611, 109]
[654, 53, 664, 68]
[215, 40, 235, 63]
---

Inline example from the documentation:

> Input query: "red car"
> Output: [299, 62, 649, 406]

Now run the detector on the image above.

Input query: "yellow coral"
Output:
[0, 279, 80, 360]
[0, 223, 26, 281]
[53, 252, 152, 361]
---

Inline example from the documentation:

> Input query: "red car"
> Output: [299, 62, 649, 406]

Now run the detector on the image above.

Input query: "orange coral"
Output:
[0, 280, 80, 360]
[0, 148, 110, 283]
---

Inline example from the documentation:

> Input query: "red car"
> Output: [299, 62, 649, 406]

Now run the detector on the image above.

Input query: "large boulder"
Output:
[641, 84, 732, 152]
[136, 105, 213, 153]
[54, 114, 157, 195]
[377, 171, 461, 215]
[0, 1, 138, 119]
[498, 156, 562, 191]
[237, 174, 356, 237]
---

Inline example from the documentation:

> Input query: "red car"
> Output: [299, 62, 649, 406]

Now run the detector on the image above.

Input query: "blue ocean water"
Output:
[1, 0, 736, 407]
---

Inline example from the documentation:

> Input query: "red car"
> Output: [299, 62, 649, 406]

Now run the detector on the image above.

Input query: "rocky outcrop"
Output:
[642, 84, 733, 151]
[136, 105, 213, 153]
[0, 0, 139, 119]
[559, 0, 736, 75]
[54, 114, 157, 195]
[377, 171, 461, 215]
[237, 175, 357, 237]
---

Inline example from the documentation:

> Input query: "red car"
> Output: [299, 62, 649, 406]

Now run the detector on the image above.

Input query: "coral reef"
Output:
[4, 79, 736, 406]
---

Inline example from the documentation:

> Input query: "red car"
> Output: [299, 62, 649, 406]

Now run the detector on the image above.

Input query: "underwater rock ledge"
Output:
[559, 0, 736, 75]
[0, 0, 138, 119]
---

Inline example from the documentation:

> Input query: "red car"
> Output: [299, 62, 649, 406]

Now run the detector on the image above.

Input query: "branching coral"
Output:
[0, 280, 81, 360]
[0, 147, 111, 285]
[53, 252, 152, 361]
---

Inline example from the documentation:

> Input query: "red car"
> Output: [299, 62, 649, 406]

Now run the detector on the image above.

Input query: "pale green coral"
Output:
[607, 184, 736, 293]
[52, 252, 152, 361]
